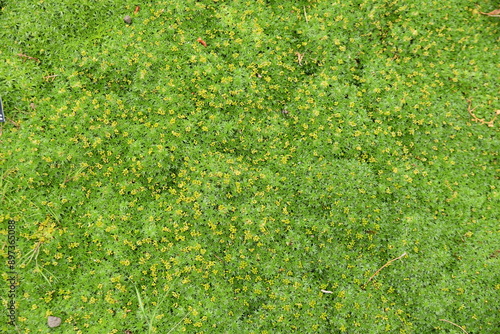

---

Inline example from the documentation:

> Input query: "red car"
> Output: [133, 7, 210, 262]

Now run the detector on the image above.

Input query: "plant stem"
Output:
[363, 252, 407, 287]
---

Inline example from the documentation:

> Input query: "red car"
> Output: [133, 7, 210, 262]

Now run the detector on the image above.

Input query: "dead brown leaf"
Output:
[480, 9, 500, 17]
[489, 250, 500, 258]
[197, 37, 207, 47]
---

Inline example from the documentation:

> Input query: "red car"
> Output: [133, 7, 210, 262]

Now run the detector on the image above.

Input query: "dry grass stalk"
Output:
[363, 252, 407, 287]
[439, 319, 469, 334]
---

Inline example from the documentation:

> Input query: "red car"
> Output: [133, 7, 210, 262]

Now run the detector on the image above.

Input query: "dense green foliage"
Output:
[1, 0, 498, 333]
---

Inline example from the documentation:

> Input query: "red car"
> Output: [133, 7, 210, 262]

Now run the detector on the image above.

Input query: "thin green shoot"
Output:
[134, 276, 184, 333]
[20, 241, 57, 285]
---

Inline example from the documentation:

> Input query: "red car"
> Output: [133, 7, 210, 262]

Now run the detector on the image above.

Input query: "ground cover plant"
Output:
[0, 0, 498, 333]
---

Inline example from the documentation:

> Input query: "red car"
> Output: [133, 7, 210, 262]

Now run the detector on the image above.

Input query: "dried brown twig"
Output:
[467, 99, 499, 127]
[6, 117, 20, 128]
[17, 53, 40, 62]
[295, 52, 304, 65]
[439, 319, 469, 334]
[43, 74, 58, 81]
[363, 252, 407, 288]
